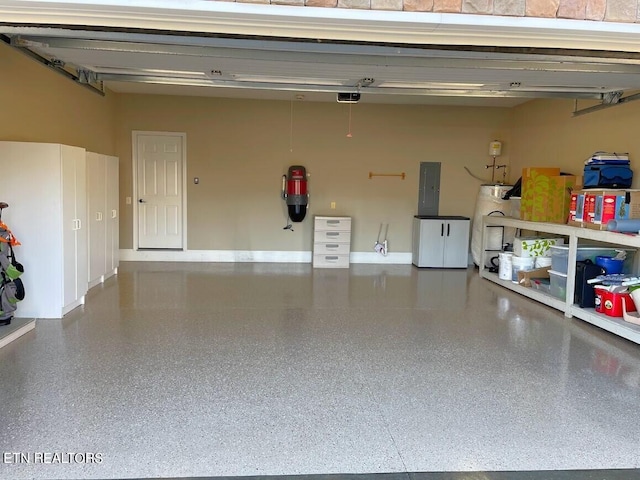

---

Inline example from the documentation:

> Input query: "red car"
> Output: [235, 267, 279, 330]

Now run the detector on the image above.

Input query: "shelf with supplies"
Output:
[480, 215, 640, 345]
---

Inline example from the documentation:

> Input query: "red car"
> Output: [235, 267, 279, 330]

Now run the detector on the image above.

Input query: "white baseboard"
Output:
[119, 249, 412, 264]
[0, 319, 36, 349]
[120, 249, 312, 263]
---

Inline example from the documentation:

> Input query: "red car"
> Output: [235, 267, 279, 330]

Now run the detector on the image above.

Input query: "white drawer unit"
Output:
[313, 216, 352, 268]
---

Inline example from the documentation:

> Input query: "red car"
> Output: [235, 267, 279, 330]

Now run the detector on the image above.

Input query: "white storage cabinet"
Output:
[313, 216, 352, 268]
[0, 141, 88, 318]
[412, 216, 470, 268]
[87, 152, 119, 288]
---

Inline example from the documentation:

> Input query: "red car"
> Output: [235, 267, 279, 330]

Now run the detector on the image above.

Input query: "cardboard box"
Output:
[627, 191, 640, 218]
[569, 191, 583, 221]
[517, 267, 551, 287]
[520, 168, 581, 223]
[584, 191, 597, 224]
[568, 191, 585, 226]
[593, 190, 627, 224]
[583, 189, 640, 230]
[514, 236, 565, 257]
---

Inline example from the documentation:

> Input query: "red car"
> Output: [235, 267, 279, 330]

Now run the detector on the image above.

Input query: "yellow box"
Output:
[520, 168, 581, 224]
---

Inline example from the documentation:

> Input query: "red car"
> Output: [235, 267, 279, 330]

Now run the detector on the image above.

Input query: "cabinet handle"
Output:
[111, 209, 117, 218]
[77, 219, 81, 230]
[441, 223, 444, 236]
[325, 256, 339, 262]
[447, 223, 450, 236]
[327, 232, 339, 236]
[326, 244, 340, 249]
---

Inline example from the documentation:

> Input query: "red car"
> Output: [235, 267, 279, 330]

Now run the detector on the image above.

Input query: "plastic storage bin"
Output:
[549, 245, 635, 274]
[549, 270, 568, 300]
[531, 278, 551, 295]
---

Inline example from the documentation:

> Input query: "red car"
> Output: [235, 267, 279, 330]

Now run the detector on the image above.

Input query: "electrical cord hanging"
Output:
[464, 166, 490, 183]
[282, 197, 293, 231]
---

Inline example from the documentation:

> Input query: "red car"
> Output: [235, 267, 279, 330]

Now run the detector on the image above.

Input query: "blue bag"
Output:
[583, 164, 633, 189]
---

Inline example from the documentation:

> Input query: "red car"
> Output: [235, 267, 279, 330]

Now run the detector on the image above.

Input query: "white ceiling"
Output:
[3, 1, 640, 108]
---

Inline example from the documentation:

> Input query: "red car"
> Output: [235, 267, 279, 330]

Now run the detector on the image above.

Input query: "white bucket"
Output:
[512, 255, 535, 282]
[498, 252, 513, 280]
[535, 256, 553, 268]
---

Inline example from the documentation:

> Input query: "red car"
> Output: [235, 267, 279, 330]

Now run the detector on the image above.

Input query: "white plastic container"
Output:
[498, 252, 513, 280]
[511, 255, 535, 282]
[535, 256, 553, 268]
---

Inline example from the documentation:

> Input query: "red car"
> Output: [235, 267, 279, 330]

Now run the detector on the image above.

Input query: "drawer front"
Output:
[313, 242, 351, 255]
[313, 254, 350, 268]
[314, 230, 351, 243]
[314, 217, 351, 231]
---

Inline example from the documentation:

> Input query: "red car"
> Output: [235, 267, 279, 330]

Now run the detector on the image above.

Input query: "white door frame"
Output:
[132, 131, 188, 251]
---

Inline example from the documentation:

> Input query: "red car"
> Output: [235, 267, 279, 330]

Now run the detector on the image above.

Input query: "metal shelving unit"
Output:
[480, 216, 640, 345]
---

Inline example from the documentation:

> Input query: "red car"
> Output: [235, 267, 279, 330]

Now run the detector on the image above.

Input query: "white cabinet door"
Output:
[61, 149, 78, 309]
[87, 152, 107, 287]
[442, 219, 470, 268]
[0, 141, 87, 318]
[74, 148, 88, 304]
[106, 155, 119, 274]
[87, 153, 119, 288]
[61, 145, 87, 312]
[0, 142, 64, 318]
[414, 218, 446, 267]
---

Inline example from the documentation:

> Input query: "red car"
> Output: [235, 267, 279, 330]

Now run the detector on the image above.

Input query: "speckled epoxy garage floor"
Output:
[1, 262, 640, 480]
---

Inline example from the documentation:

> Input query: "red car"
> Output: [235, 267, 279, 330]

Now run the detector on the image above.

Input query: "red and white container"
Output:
[601, 290, 636, 317]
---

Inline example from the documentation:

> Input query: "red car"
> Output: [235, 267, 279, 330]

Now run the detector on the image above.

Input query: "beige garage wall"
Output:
[0, 42, 117, 154]
[509, 98, 640, 186]
[116, 94, 511, 252]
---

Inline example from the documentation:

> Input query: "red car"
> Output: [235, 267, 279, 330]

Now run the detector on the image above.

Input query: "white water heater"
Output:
[470, 184, 515, 267]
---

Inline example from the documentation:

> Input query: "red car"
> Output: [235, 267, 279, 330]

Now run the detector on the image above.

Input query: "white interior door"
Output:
[136, 133, 184, 249]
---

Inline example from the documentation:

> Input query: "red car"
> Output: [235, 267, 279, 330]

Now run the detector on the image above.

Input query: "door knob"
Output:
[139, 199, 146, 203]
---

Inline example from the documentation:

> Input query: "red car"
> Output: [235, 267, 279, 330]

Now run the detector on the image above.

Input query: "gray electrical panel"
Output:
[418, 162, 441, 216]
